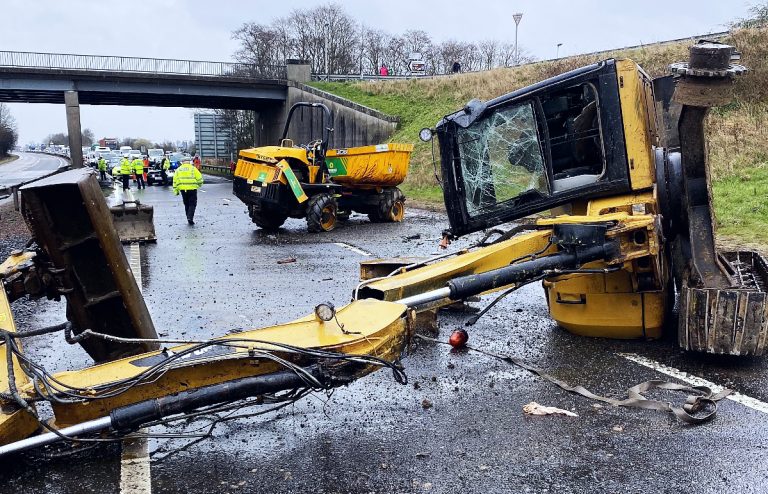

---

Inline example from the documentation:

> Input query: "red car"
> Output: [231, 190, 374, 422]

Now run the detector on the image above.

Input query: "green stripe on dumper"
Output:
[276, 161, 308, 203]
[326, 157, 348, 177]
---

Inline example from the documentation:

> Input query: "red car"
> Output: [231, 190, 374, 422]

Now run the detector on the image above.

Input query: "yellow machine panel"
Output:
[543, 271, 666, 339]
[239, 146, 309, 164]
[235, 159, 280, 185]
[326, 143, 414, 187]
[0, 291, 39, 444]
[616, 59, 657, 191]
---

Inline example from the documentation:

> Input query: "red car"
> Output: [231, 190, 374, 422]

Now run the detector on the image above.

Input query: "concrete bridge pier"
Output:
[65, 91, 83, 168]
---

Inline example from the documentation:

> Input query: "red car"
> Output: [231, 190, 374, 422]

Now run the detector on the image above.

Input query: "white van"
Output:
[147, 149, 165, 165]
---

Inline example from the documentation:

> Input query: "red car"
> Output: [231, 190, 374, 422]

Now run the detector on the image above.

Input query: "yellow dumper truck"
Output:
[233, 102, 413, 232]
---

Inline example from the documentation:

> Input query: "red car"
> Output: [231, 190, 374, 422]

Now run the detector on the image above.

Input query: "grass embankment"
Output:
[310, 29, 768, 246]
[0, 154, 18, 166]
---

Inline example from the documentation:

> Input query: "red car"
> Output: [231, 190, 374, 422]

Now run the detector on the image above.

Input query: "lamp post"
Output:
[513, 13, 523, 65]
[557, 43, 563, 58]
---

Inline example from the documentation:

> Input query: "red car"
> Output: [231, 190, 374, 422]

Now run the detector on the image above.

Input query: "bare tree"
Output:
[44, 132, 68, 146]
[0, 104, 18, 157]
[363, 28, 389, 74]
[514, 46, 536, 66]
[384, 35, 408, 75]
[731, 2, 768, 28]
[461, 42, 481, 72]
[437, 40, 464, 74]
[232, 23, 282, 67]
[498, 42, 516, 67]
[402, 30, 432, 57]
[479, 40, 499, 70]
[82, 128, 95, 147]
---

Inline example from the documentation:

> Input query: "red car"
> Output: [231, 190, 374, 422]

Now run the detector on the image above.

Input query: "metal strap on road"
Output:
[415, 335, 732, 424]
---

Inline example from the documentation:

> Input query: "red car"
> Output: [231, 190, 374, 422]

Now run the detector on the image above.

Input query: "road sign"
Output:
[194, 113, 232, 159]
[408, 60, 426, 74]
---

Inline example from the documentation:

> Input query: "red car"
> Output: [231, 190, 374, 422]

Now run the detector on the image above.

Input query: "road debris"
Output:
[448, 329, 468, 348]
[522, 402, 578, 417]
[421, 398, 433, 409]
[277, 257, 297, 264]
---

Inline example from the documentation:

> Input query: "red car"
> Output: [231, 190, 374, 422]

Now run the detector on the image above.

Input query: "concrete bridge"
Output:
[0, 51, 397, 165]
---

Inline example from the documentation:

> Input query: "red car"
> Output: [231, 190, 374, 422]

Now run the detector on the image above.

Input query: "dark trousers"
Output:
[121, 175, 130, 190]
[99, 170, 106, 181]
[181, 189, 198, 221]
[136, 174, 145, 189]
[160, 170, 168, 185]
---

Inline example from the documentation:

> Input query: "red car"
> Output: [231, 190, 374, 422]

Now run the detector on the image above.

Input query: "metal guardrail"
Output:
[311, 31, 732, 82]
[200, 164, 233, 176]
[312, 74, 418, 82]
[0, 51, 287, 80]
[0, 152, 72, 210]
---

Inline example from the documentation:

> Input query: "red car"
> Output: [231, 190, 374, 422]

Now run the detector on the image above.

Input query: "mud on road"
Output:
[2, 177, 768, 494]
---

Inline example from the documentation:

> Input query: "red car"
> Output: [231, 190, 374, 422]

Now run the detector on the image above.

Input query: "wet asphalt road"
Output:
[0, 152, 69, 190]
[2, 174, 768, 493]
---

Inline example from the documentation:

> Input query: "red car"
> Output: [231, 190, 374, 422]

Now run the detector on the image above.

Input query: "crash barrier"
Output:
[200, 164, 234, 176]
[0, 153, 71, 210]
[311, 31, 730, 82]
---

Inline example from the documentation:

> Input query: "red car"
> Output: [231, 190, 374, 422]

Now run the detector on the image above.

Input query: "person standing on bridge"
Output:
[97, 156, 107, 181]
[173, 160, 204, 225]
[133, 156, 146, 189]
[119, 156, 132, 190]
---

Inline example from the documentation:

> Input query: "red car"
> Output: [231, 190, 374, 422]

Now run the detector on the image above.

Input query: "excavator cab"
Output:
[436, 60, 646, 237]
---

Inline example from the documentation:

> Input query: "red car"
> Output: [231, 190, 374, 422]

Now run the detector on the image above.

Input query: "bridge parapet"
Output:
[0, 51, 286, 80]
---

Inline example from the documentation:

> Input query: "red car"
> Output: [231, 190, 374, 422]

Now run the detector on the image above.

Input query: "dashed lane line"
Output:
[334, 242, 373, 256]
[122, 243, 152, 494]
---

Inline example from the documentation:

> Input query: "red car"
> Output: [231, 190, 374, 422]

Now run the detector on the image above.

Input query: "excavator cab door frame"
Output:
[439, 60, 633, 237]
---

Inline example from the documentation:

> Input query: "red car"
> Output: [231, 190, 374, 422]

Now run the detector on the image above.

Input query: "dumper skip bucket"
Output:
[109, 201, 157, 243]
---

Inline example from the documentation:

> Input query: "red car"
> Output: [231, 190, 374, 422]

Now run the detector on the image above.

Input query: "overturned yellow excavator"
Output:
[0, 41, 762, 457]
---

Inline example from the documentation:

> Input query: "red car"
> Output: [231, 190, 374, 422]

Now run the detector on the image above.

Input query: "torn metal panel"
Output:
[20, 169, 158, 362]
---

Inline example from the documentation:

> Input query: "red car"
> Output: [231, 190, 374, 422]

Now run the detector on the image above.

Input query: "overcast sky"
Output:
[1, 0, 754, 145]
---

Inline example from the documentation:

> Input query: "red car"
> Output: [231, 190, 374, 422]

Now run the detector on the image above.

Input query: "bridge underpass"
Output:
[0, 52, 297, 166]
[0, 51, 397, 167]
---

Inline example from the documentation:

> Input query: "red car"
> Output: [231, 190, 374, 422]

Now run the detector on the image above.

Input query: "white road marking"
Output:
[619, 353, 768, 415]
[334, 242, 373, 256]
[122, 243, 152, 494]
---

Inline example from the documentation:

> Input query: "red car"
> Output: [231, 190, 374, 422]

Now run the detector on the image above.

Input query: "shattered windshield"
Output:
[456, 101, 547, 216]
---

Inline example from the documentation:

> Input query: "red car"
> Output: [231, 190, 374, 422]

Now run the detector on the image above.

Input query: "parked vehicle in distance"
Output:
[107, 155, 123, 174]
[128, 150, 142, 160]
[147, 164, 174, 186]
[119, 146, 132, 157]
[147, 149, 165, 165]
[167, 152, 191, 169]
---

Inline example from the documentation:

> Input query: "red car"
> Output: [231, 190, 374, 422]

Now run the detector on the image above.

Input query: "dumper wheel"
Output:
[307, 194, 338, 232]
[250, 207, 287, 231]
[368, 187, 405, 223]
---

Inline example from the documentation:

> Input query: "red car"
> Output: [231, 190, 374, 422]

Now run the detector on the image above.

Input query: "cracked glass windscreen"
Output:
[456, 101, 547, 217]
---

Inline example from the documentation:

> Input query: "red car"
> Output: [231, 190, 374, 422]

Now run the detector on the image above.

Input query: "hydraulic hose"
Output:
[396, 241, 619, 308]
